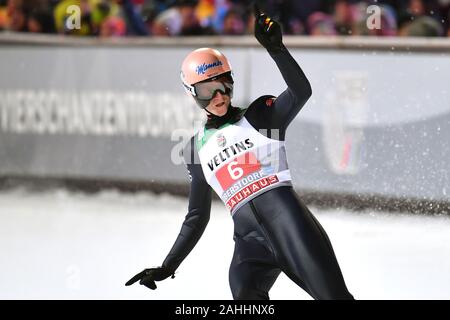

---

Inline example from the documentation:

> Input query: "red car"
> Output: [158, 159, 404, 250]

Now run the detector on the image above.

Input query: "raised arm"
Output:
[267, 48, 312, 129]
[246, 4, 312, 139]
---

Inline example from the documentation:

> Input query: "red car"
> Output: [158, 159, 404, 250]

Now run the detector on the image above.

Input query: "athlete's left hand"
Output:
[253, 3, 284, 53]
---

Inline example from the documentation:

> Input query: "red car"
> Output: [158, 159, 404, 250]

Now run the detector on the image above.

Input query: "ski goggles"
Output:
[187, 73, 234, 109]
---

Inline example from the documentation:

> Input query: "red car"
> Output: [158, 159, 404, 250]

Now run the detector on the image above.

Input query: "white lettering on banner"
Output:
[0, 90, 201, 138]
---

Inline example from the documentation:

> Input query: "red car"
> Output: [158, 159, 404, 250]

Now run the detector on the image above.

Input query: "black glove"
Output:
[125, 266, 175, 290]
[253, 3, 284, 53]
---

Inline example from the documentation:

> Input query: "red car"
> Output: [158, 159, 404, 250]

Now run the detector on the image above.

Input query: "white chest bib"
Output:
[197, 117, 292, 215]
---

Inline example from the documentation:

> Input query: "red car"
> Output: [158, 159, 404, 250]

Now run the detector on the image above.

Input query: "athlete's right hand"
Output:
[125, 266, 175, 290]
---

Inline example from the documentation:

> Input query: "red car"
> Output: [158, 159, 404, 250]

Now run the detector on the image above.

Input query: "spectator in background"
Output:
[375, 4, 398, 36]
[152, 0, 214, 36]
[334, 0, 354, 35]
[399, 15, 445, 36]
[178, 0, 214, 34]
[120, 0, 153, 35]
[54, 0, 121, 36]
[5, 0, 49, 32]
[241, 1, 306, 35]
[208, 0, 233, 33]
[287, 16, 305, 35]
[397, 0, 446, 36]
[437, 0, 450, 31]
[244, 3, 255, 34]
[5, 0, 56, 33]
[28, 8, 56, 33]
[222, 8, 245, 35]
[262, 0, 320, 34]
[408, 0, 425, 16]
[0, 0, 8, 30]
[1, 0, 449, 37]
[151, 1, 184, 35]
[448, 9, 450, 36]
[307, 11, 336, 35]
[6, 0, 28, 31]
[90, 0, 121, 35]
[100, 15, 126, 36]
[196, 0, 214, 26]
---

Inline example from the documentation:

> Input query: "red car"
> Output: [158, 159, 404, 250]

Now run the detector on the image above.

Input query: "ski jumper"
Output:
[163, 48, 354, 300]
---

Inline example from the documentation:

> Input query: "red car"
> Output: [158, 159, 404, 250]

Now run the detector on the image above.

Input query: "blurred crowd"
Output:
[0, 0, 449, 37]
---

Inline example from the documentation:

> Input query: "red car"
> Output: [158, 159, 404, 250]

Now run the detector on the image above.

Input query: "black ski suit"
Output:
[162, 47, 354, 300]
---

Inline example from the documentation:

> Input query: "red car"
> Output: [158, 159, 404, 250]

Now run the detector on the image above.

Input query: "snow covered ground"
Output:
[1, 188, 450, 300]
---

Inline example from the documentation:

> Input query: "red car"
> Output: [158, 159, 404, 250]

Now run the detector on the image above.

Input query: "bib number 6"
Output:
[216, 152, 261, 190]
[228, 161, 244, 180]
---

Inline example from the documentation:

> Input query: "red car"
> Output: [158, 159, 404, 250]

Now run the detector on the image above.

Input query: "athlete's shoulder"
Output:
[242, 95, 277, 124]
[247, 95, 277, 111]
